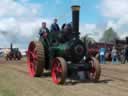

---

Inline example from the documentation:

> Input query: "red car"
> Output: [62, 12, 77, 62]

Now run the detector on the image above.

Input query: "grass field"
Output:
[0, 58, 128, 96]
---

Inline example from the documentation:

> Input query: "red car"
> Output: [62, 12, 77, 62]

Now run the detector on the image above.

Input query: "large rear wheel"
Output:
[88, 57, 101, 82]
[51, 57, 67, 85]
[27, 41, 45, 77]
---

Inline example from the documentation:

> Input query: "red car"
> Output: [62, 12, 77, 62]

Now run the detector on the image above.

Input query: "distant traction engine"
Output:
[6, 43, 22, 61]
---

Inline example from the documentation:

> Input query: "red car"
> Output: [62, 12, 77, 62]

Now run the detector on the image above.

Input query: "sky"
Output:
[0, 0, 128, 49]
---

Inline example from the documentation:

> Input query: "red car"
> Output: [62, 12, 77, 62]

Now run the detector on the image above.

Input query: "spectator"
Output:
[99, 47, 106, 64]
[111, 46, 118, 64]
[123, 45, 128, 64]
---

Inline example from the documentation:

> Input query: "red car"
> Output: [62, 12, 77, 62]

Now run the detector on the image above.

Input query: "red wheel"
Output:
[95, 53, 99, 59]
[27, 41, 45, 77]
[52, 57, 67, 84]
[88, 57, 101, 82]
[17, 52, 22, 60]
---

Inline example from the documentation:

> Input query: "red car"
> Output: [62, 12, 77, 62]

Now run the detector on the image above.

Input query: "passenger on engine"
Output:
[64, 23, 72, 32]
[39, 22, 49, 39]
[50, 18, 60, 32]
[61, 23, 66, 31]
[63, 22, 73, 41]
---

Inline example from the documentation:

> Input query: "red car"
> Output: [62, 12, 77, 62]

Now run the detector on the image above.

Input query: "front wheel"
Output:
[87, 57, 101, 82]
[51, 57, 67, 85]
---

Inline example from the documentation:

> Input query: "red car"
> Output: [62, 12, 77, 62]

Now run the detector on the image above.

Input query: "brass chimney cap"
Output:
[71, 5, 80, 11]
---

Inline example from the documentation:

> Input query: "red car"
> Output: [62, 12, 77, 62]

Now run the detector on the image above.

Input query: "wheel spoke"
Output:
[52, 57, 67, 84]
[87, 57, 101, 81]
[88, 59, 96, 80]
[90, 67, 95, 73]
[29, 51, 38, 60]
[56, 67, 62, 73]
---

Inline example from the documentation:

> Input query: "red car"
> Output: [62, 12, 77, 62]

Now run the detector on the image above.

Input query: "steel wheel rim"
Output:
[27, 42, 38, 77]
[88, 60, 96, 80]
[52, 59, 62, 84]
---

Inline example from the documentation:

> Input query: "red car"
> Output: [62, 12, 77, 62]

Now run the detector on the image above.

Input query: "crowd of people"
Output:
[99, 45, 128, 64]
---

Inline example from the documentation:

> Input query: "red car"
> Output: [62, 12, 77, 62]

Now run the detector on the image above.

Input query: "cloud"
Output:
[80, 23, 104, 41]
[0, 0, 51, 49]
[0, 18, 52, 49]
[0, 0, 42, 18]
[101, 0, 128, 18]
[100, 0, 128, 39]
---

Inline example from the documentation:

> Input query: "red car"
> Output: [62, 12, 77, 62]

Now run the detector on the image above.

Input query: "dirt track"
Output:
[0, 58, 128, 96]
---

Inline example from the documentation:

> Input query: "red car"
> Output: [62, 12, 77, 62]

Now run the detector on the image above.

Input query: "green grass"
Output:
[0, 67, 16, 96]
[0, 89, 16, 96]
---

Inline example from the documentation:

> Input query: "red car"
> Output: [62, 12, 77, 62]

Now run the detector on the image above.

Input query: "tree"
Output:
[100, 27, 119, 43]
[81, 35, 96, 45]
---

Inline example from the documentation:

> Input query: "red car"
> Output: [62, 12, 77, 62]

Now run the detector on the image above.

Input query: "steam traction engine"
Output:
[27, 6, 101, 84]
[6, 43, 22, 61]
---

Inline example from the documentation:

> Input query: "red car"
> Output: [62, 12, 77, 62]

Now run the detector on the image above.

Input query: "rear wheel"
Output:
[87, 57, 101, 82]
[95, 53, 99, 60]
[27, 41, 45, 77]
[51, 57, 67, 84]
[17, 52, 22, 60]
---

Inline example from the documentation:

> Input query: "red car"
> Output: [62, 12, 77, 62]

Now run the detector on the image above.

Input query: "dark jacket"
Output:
[39, 27, 49, 37]
[125, 47, 128, 57]
[50, 23, 60, 32]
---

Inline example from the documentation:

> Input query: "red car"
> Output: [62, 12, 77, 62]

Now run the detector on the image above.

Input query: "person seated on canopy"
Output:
[62, 22, 73, 41]
[50, 18, 60, 32]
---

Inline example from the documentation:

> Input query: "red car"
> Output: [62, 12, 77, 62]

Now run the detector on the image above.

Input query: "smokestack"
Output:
[126, 37, 128, 44]
[10, 43, 13, 51]
[71, 5, 80, 37]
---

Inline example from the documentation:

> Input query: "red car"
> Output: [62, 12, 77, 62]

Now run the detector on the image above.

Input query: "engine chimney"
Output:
[10, 43, 13, 51]
[71, 5, 80, 38]
[126, 37, 128, 44]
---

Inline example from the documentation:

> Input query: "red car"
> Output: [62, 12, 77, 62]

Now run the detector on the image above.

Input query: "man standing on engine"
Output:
[39, 22, 49, 39]
[50, 18, 60, 32]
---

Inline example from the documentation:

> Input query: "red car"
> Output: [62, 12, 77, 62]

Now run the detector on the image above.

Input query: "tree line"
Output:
[81, 27, 119, 44]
